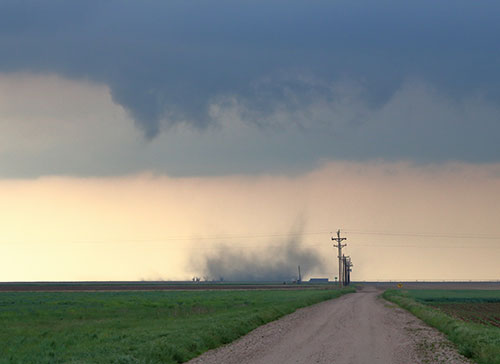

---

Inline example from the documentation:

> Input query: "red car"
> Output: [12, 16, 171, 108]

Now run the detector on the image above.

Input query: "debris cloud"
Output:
[195, 234, 326, 282]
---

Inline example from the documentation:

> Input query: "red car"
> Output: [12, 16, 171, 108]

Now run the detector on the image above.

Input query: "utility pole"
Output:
[342, 255, 352, 286]
[332, 229, 347, 288]
[349, 257, 353, 285]
[342, 255, 347, 286]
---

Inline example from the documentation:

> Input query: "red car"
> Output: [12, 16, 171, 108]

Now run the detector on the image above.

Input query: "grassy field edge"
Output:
[1, 287, 356, 364]
[183, 287, 356, 362]
[383, 290, 500, 364]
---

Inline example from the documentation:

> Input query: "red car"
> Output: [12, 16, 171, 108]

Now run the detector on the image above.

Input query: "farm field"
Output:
[0, 281, 335, 292]
[0, 287, 353, 364]
[431, 302, 500, 328]
[384, 289, 500, 364]
[404, 289, 500, 303]
[405, 289, 500, 328]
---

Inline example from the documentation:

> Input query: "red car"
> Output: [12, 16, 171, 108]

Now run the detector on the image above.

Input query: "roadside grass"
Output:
[0, 287, 354, 364]
[383, 289, 500, 364]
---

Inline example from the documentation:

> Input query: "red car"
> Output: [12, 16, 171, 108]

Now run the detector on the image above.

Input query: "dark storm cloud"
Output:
[1, 0, 500, 163]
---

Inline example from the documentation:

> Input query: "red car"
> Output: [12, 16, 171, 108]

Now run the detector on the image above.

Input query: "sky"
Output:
[0, 1, 499, 281]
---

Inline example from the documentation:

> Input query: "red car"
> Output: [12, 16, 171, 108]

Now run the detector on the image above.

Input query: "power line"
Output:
[350, 243, 500, 249]
[1, 240, 500, 249]
[1, 229, 499, 245]
[0, 230, 331, 245]
[344, 230, 500, 240]
[0, 240, 499, 252]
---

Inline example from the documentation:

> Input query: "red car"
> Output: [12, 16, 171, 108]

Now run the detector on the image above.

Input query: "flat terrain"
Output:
[405, 289, 500, 328]
[0, 288, 352, 363]
[2, 282, 498, 363]
[189, 286, 473, 364]
[432, 302, 500, 327]
[1, 281, 498, 292]
[363, 282, 500, 290]
[0, 282, 332, 292]
[384, 289, 500, 364]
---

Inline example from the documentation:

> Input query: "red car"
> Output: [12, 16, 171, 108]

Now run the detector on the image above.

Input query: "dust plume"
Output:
[193, 234, 326, 282]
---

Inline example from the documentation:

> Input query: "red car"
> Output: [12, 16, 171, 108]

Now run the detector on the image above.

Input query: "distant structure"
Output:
[309, 278, 329, 283]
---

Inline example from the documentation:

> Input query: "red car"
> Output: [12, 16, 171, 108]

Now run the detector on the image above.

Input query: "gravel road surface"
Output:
[188, 287, 474, 364]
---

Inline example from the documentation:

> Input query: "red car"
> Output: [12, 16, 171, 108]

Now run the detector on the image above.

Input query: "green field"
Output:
[403, 289, 500, 303]
[383, 289, 500, 364]
[0, 287, 353, 364]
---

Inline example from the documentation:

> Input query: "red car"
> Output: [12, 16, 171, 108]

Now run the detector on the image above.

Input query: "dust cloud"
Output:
[194, 234, 326, 282]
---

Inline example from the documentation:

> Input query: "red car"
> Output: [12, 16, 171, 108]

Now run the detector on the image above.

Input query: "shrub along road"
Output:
[188, 286, 473, 364]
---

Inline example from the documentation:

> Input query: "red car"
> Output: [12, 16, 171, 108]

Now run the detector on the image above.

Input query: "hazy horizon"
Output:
[1, 162, 499, 282]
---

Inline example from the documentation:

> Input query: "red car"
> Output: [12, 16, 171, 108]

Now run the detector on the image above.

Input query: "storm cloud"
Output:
[1, 0, 500, 178]
[1, 1, 500, 140]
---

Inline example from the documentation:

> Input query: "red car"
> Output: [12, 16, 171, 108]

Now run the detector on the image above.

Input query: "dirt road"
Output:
[188, 287, 473, 364]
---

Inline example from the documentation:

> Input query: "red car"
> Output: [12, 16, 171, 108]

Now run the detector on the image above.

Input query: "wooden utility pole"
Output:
[332, 229, 347, 288]
[342, 255, 347, 286]
[342, 255, 353, 286]
[348, 257, 353, 285]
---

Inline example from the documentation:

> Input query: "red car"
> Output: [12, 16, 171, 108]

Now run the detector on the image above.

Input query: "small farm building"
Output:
[309, 278, 329, 283]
